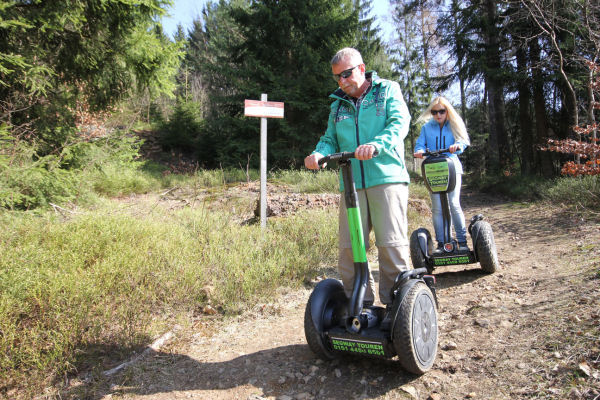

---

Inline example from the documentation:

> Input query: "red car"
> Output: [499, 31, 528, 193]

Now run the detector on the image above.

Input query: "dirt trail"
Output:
[69, 190, 600, 400]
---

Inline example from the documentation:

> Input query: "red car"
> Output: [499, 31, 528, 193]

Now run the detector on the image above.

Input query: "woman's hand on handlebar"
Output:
[413, 151, 424, 159]
[448, 144, 460, 153]
[355, 144, 376, 160]
[304, 152, 324, 170]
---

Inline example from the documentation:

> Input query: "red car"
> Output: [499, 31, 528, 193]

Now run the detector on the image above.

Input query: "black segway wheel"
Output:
[409, 228, 433, 273]
[392, 282, 438, 374]
[474, 221, 499, 274]
[304, 279, 346, 360]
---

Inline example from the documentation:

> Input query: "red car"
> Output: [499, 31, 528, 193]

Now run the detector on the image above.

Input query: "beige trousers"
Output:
[338, 183, 410, 305]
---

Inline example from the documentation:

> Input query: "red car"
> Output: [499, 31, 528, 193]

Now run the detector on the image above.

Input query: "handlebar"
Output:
[317, 151, 356, 166]
[420, 148, 451, 158]
[317, 149, 379, 166]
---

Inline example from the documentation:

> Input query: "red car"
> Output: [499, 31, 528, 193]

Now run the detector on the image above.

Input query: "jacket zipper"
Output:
[355, 97, 367, 189]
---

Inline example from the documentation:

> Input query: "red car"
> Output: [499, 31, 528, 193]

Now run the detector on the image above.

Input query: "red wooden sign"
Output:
[244, 99, 284, 118]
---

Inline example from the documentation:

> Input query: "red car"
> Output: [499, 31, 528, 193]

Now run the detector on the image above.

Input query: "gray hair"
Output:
[331, 47, 363, 66]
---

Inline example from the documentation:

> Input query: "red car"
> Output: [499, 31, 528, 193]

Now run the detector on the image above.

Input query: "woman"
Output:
[413, 97, 470, 252]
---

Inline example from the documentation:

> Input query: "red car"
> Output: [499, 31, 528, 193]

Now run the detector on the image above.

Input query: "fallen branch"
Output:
[160, 187, 179, 197]
[103, 330, 175, 376]
[49, 203, 79, 216]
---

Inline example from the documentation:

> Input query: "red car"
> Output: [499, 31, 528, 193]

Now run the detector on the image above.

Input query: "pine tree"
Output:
[185, 0, 359, 168]
[0, 0, 182, 150]
[389, 0, 436, 164]
[354, 0, 394, 79]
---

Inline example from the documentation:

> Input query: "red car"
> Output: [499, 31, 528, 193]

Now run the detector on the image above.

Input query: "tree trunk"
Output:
[516, 46, 533, 175]
[588, 65, 598, 164]
[459, 60, 467, 123]
[588, 66, 597, 138]
[483, 0, 509, 170]
[529, 38, 554, 177]
[482, 83, 490, 175]
[485, 76, 499, 168]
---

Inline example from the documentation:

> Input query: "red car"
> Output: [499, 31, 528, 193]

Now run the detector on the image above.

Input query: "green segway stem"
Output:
[318, 151, 374, 265]
[318, 151, 376, 329]
[346, 208, 367, 263]
[341, 164, 367, 263]
[340, 158, 369, 321]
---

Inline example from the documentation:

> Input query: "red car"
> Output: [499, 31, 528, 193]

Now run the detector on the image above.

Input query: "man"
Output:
[304, 47, 412, 329]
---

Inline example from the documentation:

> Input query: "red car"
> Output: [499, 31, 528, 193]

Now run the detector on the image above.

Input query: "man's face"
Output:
[332, 59, 365, 98]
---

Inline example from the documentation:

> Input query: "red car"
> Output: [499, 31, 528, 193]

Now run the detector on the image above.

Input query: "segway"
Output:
[409, 148, 499, 274]
[304, 152, 438, 375]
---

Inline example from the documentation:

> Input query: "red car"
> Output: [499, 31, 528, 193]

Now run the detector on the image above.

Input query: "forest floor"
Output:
[64, 184, 600, 400]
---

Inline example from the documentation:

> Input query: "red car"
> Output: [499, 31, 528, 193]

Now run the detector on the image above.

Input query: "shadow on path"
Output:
[77, 344, 420, 399]
[432, 268, 487, 290]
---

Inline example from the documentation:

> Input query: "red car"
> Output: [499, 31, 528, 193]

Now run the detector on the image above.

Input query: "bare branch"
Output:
[520, 0, 578, 126]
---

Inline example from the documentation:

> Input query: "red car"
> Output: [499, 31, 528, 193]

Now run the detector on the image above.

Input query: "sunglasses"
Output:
[333, 65, 359, 82]
[431, 109, 447, 116]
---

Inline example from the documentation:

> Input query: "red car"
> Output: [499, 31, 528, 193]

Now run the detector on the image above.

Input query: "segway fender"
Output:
[389, 277, 422, 334]
[393, 278, 421, 308]
[417, 229, 431, 258]
[469, 219, 484, 259]
[310, 278, 345, 333]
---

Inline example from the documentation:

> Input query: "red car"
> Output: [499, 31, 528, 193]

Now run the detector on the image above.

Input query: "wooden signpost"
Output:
[244, 94, 284, 228]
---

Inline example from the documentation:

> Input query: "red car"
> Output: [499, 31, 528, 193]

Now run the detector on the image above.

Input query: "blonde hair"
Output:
[416, 97, 470, 145]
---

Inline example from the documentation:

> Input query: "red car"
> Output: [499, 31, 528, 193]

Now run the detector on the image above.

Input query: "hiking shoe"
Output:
[380, 304, 393, 331]
[433, 243, 444, 255]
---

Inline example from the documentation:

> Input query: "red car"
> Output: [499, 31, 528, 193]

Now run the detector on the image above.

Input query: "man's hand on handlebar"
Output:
[355, 144, 376, 160]
[305, 146, 379, 169]
[304, 152, 324, 170]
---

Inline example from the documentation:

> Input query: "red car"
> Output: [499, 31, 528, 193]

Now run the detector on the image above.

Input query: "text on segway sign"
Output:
[433, 255, 471, 266]
[330, 338, 385, 356]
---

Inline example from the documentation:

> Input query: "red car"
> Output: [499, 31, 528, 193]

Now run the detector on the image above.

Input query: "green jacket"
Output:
[313, 71, 411, 190]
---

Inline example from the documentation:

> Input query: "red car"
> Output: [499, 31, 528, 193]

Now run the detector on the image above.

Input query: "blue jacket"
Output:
[313, 71, 411, 190]
[414, 119, 468, 174]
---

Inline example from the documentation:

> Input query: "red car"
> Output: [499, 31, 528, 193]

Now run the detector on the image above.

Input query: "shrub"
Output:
[471, 174, 549, 201]
[158, 100, 204, 152]
[0, 130, 164, 209]
[543, 175, 600, 211]
[0, 202, 337, 394]
[0, 142, 80, 209]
